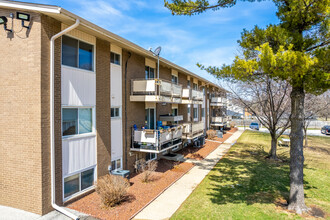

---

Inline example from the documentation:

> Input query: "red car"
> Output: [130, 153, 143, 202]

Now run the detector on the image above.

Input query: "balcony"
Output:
[182, 121, 205, 140]
[211, 116, 227, 126]
[181, 88, 203, 104]
[131, 125, 183, 153]
[210, 97, 227, 107]
[130, 79, 182, 103]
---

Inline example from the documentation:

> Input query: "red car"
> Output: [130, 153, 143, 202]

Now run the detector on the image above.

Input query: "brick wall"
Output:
[96, 39, 111, 177]
[122, 50, 146, 172]
[0, 9, 44, 214]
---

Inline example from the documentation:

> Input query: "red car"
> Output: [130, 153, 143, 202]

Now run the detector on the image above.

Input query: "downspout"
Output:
[124, 52, 131, 169]
[50, 19, 80, 220]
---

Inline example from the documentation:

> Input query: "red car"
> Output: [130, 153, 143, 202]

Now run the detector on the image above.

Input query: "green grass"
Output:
[172, 130, 330, 219]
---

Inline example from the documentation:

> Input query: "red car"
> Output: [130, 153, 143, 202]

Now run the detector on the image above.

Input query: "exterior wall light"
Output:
[16, 12, 30, 29]
[0, 16, 12, 32]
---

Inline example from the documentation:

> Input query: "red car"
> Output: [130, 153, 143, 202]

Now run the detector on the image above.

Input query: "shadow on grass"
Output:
[206, 142, 312, 206]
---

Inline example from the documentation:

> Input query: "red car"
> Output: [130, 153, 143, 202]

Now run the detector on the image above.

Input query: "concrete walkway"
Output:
[0, 205, 94, 220]
[134, 130, 244, 220]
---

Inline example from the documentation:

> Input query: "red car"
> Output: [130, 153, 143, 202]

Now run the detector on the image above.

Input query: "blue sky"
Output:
[19, 0, 279, 82]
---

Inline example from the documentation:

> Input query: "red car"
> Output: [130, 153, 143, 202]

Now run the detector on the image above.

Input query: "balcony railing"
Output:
[182, 121, 204, 139]
[192, 89, 204, 101]
[210, 97, 227, 106]
[131, 125, 183, 153]
[130, 78, 182, 103]
[211, 116, 227, 126]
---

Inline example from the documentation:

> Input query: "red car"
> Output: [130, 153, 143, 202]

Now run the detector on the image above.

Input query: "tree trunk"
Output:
[288, 87, 308, 214]
[269, 133, 277, 160]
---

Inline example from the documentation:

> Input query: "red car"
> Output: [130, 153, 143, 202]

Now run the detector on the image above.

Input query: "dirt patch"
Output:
[67, 160, 194, 220]
[308, 205, 327, 218]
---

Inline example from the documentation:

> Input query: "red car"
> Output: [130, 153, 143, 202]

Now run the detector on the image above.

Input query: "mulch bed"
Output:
[177, 127, 238, 160]
[67, 160, 194, 220]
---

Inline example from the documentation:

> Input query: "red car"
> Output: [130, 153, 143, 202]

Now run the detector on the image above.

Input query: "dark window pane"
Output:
[115, 108, 119, 117]
[149, 109, 155, 129]
[64, 174, 79, 198]
[62, 108, 78, 136]
[79, 108, 92, 134]
[150, 68, 155, 79]
[62, 36, 78, 67]
[81, 169, 94, 190]
[145, 66, 149, 79]
[111, 161, 116, 170]
[111, 52, 120, 65]
[116, 159, 121, 169]
[79, 41, 93, 71]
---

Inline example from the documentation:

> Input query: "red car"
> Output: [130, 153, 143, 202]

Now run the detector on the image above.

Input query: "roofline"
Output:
[0, 0, 227, 92]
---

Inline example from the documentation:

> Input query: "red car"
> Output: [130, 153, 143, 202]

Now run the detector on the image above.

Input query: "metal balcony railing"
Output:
[131, 78, 183, 103]
[131, 125, 183, 153]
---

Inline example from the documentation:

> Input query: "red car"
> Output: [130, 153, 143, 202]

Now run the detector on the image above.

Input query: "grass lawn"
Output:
[172, 130, 330, 219]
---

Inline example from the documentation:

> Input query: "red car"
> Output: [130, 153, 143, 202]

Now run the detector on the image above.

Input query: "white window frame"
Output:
[193, 106, 199, 122]
[111, 106, 121, 119]
[171, 75, 178, 84]
[61, 106, 96, 140]
[61, 35, 95, 73]
[63, 165, 96, 202]
[110, 52, 121, 65]
[111, 158, 123, 171]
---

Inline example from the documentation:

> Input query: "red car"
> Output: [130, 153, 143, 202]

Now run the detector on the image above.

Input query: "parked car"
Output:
[321, 125, 330, 135]
[249, 122, 259, 130]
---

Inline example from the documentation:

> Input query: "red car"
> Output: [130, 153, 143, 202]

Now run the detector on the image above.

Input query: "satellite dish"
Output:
[153, 46, 161, 56]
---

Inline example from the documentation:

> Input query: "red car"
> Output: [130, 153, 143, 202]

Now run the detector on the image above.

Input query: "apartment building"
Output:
[0, 0, 228, 216]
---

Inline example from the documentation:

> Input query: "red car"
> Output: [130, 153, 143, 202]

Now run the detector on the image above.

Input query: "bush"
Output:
[95, 174, 129, 207]
[230, 121, 236, 128]
[206, 129, 216, 139]
[135, 159, 158, 183]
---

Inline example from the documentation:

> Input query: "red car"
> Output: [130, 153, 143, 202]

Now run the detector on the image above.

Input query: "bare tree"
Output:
[226, 76, 291, 160]
[304, 92, 330, 147]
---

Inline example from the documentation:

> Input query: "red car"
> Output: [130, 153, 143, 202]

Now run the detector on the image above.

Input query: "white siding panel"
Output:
[62, 136, 96, 176]
[62, 66, 96, 106]
[111, 119, 123, 160]
[110, 64, 122, 107]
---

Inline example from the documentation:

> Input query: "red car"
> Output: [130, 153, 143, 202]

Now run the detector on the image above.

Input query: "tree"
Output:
[226, 77, 291, 160]
[165, 0, 330, 214]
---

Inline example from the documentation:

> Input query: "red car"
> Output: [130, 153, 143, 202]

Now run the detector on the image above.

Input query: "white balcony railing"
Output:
[132, 125, 183, 152]
[192, 89, 204, 100]
[211, 97, 227, 106]
[131, 79, 182, 103]
[182, 88, 191, 98]
[211, 116, 227, 123]
[183, 121, 204, 134]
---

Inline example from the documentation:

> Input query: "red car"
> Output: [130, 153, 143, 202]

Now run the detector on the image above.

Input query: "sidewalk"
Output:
[134, 130, 244, 220]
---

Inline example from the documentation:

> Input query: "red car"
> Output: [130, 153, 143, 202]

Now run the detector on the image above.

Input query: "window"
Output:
[193, 107, 198, 120]
[187, 80, 191, 88]
[193, 83, 198, 90]
[171, 75, 178, 84]
[111, 107, 120, 118]
[202, 108, 205, 117]
[62, 35, 93, 71]
[145, 66, 155, 79]
[111, 158, 122, 171]
[146, 153, 156, 161]
[111, 52, 120, 65]
[172, 108, 178, 116]
[62, 108, 93, 136]
[64, 168, 95, 199]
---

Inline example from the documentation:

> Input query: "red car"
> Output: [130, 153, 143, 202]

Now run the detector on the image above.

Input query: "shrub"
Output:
[206, 129, 216, 139]
[95, 174, 129, 207]
[230, 121, 236, 128]
[135, 159, 158, 183]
